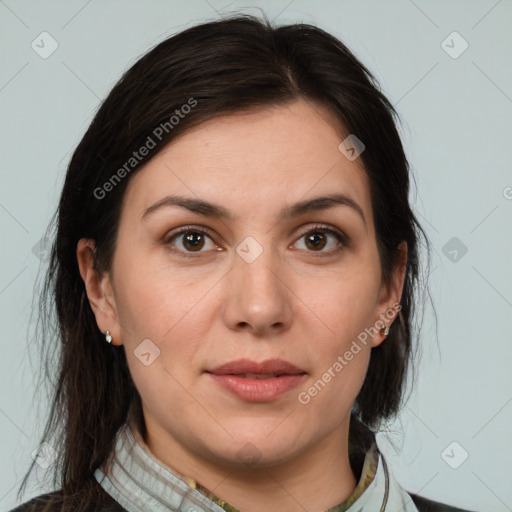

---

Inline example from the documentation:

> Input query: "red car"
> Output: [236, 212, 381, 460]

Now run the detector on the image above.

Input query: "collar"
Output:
[94, 420, 419, 512]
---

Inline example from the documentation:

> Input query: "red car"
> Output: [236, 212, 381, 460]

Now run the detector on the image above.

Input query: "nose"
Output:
[221, 243, 293, 337]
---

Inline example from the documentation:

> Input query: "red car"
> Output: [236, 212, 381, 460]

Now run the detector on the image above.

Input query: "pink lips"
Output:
[206, 358, 307, 402]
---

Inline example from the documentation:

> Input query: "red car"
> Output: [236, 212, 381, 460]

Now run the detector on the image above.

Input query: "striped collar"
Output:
[94, 420, 419, 511]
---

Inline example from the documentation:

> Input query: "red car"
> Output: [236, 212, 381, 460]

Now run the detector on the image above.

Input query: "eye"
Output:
[165, 223, 348, 257]
[293, 224, 347, 253]
[165, 226, 219, 255]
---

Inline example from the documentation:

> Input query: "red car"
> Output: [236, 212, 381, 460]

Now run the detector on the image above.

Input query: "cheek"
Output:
[296, 258, 380, 412]
[112, 256, 222, 400]
[113, 248, 215, 340]
[308, 263, 381, 347]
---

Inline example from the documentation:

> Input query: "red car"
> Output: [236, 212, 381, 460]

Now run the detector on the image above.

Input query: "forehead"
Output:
[122, 99, 373, 226]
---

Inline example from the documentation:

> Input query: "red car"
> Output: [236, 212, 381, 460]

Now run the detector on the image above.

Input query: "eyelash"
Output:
[164, 224, 348, 258]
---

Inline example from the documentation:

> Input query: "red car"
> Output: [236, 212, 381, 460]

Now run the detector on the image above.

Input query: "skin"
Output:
[77, 98, 407, 512]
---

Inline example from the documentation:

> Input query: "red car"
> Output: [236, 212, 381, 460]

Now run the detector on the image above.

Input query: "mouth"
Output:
[205, 359, 307, 402]
[206, 358, 306, 376]
[230, 373, 293, 379]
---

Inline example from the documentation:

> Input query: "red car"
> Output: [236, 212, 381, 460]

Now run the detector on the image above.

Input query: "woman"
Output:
[11, 14, 475, 512]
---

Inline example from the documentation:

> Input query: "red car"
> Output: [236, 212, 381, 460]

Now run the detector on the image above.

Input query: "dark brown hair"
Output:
[18, 13, 432, 510]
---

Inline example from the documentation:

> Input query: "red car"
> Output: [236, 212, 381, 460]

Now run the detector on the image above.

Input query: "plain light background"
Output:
[1, 0, 511, 511]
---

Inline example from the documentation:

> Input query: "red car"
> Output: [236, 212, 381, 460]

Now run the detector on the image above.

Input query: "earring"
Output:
[105, 330, 113, 344]
[380, 325, 390, 337]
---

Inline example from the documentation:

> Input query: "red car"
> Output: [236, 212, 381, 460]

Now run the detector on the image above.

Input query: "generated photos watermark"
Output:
[93, 97, 197, 200]
[298, 302, 402, 405]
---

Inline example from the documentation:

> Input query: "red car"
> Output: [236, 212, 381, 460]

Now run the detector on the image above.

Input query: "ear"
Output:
[76, 238, 123, 346]
[371, 240, 408, 348]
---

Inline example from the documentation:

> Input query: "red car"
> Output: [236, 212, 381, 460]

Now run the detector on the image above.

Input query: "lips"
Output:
[207, 358, 306, 376]
[206, 358, 307, 402]
[239, 373, 282, 379]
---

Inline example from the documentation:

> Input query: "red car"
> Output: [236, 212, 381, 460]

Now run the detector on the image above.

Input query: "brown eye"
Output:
[304, 232, 328, 251]
[166, 227, 217, 254]
[294, 226, 346, 253]
[181, 231, 206, 251]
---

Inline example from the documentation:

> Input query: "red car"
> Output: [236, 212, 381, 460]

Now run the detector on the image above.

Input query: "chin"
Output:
[199, 431, 309, 470]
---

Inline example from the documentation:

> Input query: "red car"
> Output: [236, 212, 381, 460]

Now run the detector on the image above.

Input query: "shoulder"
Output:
[8, 490, 64, 512]
[409, 492, 478, 512]
[8, 487, 126, 512]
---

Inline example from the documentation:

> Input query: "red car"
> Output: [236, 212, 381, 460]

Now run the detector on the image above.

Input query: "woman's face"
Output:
[81, 98, 405, 471]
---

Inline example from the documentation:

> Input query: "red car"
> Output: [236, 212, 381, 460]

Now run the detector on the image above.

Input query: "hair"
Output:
[18, 13, 432, 511]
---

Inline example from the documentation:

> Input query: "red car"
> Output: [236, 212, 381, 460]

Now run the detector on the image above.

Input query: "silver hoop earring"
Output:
[105, 330, 113, 344]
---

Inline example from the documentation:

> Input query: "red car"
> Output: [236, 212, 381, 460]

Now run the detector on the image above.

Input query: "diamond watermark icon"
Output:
[237, 442, 263, 467]
[442, 237, 468, 263]
[441, 441, 469, 469]
[31, 441, 58, 469]
[441, 31, 468, 59]
[236, 236, 263, 264]
[134, 338, 161, 366]
[31, 32, 59, 59]
[338, 134, 365, 161]
[31, 237, 52, 262]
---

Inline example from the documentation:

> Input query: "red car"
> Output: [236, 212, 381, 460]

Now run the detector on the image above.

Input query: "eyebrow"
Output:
[142, 193, 366, 226]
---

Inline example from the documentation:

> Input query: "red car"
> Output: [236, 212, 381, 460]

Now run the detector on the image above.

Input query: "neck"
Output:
[141, 418, 358, 512]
